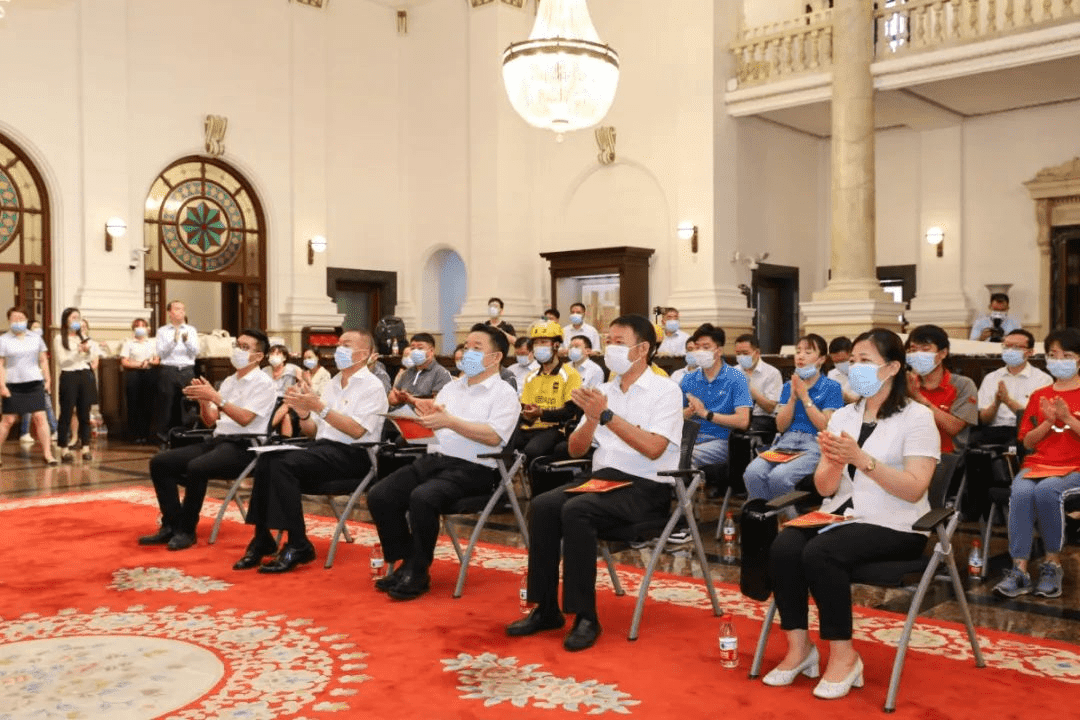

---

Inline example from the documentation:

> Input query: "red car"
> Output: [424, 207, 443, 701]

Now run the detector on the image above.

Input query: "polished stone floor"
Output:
[3, 438, 1079, 645]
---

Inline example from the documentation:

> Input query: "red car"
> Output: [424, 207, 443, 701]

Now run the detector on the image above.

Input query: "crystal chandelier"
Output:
[502, 0, 619, 138]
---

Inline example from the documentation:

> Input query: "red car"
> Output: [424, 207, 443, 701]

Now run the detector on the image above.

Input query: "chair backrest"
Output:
[927, 451, 963, 510]
[678, 420, 700, 472]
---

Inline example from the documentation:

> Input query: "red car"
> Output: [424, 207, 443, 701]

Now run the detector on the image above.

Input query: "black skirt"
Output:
[3, 380, 47, 415]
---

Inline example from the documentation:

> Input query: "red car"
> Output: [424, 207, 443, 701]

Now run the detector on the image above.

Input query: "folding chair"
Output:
[748, 452, 984, 712]
[714, 429, 769, 539]
[442, 450, 529, 598]
[205, 418, 287, 545]
[596, 420, 723, 640]
[977, 446, 1020, 580]
[298, 442, 381, 568]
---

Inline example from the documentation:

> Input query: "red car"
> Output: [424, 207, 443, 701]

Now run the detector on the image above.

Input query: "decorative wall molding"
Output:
[204, 115, 227, 157]
[1025, 157, 1080, 333]
[291, 0, 327, 8]
[595, 126, 616, 165]
[470, 0, 528, 9]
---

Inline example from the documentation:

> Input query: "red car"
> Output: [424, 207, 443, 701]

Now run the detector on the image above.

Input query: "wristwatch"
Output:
[863, 456, 877, 473]
[215, 399, 226, 412]
[706, 411, 715, 424]
[599, 409, 614, 426]
[318, 405, 331, 420]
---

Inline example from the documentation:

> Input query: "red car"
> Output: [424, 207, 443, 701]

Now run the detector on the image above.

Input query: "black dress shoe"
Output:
[374, 564, 407, 593]
[257, 543, 317, 574]
[563, 616, 602, 652]
[167, 532, 196, 551]
[233, 538, 279, 570]
[387, 571, 430, 601]
[138, 526, 174, 546]
[506, 608, 566, 637]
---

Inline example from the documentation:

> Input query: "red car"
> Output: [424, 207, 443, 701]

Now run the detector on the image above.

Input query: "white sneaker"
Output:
[19, 433, 33, 444]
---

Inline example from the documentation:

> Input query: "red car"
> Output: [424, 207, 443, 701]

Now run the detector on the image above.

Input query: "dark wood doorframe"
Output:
[751, 263, 799, 354]
[1050, 225, 1080, 329]
[326, 267, 397, 329]
[538, 246, 655, 317]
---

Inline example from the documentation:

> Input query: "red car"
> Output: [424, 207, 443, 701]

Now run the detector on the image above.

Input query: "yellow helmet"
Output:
[529, 321, 563, 342]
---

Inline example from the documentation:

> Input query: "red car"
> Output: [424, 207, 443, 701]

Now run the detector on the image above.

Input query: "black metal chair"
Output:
[748, 452, 984, 712]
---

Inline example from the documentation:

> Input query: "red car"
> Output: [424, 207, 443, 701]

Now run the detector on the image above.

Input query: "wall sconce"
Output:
[925, 226, 944, 257]
[677, 222, 698, 254]
[105, 217, 127, 252]
[307, 235, 327, 265]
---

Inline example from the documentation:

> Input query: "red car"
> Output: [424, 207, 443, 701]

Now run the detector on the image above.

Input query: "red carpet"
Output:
[1, 488, 1078, 719]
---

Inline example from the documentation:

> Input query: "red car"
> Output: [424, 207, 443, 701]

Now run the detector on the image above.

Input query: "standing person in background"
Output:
[300, 348, 331, 397]
[0, 307, 56, 465]
[485, 297, 517, 345]
[120, 318, 158, 444]
[656, 307, 690, 356]
[154, 300, 199, 441]
[562, 302, 602, 353]
[18, 321, 57, 446]
[55, 307, 99, 462]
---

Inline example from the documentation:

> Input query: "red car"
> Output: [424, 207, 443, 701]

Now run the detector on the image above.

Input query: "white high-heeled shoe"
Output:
[762, 645, 820, 686]
[812, 655, 864, 699]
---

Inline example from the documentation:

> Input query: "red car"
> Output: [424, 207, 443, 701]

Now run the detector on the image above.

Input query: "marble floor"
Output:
[3, 438, 1079, 645]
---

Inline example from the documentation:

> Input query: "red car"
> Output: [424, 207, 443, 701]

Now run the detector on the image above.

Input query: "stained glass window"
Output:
[0, 131, 51, 328]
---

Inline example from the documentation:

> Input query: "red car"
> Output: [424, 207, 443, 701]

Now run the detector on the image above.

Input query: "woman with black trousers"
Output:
[55, 307, 99, 462]
[120, 317, 158, 443]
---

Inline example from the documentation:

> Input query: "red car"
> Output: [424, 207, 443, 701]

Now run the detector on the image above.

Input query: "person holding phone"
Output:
[55, 307, 99, 462]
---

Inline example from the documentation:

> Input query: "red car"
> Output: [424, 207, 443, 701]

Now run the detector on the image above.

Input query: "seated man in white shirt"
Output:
[139, 329, 276, 551]
[368, 325, 520, 600]
[232, 330, 389, 573]
[506, 314, 683, 652]
[734, 333, 783, 439]
[508, 336, 539, 393]
[567, 335, 604, 388]
[975, 329, 1052, 446]
[826, 336, 860, 405]
[656, 307, 690, 356]
[562, 302, 602, 353]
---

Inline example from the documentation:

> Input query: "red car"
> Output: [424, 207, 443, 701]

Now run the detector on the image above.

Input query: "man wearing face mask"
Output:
[976, 329, 1051, 446]
[508, 337, 539, 394]
[154, 300, 200, 441]
[138, 329, 276, 551]
[507, 315, 684, 652]
[904, 324, 978, 454]
[562, 302, 602, 353]
[513, 322, 583, 474]
[233, 330, 389, 573]
[568, 336, 603, 388]
[387, 333, 453, 411]
[826, 336, 860, 405]
[680, 324, 753, 468]
[657, 307, 690, 356]
[734, 333, 783, 440]
[485, 297, 517, 345]
[970, 292, 1020, 342]
[368, 324, 520, 600]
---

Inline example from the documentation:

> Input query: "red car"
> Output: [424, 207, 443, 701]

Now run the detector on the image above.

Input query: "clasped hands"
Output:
[411, 397, 455, 430]
[1039, 396, 1074, 428]
[283, 381, 322, 415]
[817, 429, 865, 466]
[182, 377, 222, 406]
[570, 387, 608, 423]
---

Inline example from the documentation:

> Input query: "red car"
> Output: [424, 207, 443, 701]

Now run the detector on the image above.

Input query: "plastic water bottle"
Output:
[519, 571, 533, 614]
[718, 613, 739, 669]
[721, 541, 738, 565]
[721, 511, 737, 544]
[369, 543, 386, 580]
[968, 540, 983, 579]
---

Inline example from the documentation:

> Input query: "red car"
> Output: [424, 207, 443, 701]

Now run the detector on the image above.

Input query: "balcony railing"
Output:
[731, 0, 1079, 87]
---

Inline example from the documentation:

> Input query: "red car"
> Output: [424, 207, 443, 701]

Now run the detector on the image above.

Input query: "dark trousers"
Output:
[512, 426, 563, 467]
[154, 365, 194, 438]
[58, 369, 97, 448]
[770, 523, 926, 640]
[246, 440, 372, 537]
[125, 369, 155, 441]
[367, 453, 498, 574]
[525, 468, 671, 619]
[149, 436, 254, 534]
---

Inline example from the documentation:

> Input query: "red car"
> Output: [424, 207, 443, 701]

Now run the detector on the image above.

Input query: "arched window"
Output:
[143, 156, 266, 334]
[0, 132, 51, 330]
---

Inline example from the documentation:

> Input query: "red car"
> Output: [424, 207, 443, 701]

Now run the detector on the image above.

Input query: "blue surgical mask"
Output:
[460, 349, 488, 377]
[516, 354, 532, 367]
[568, 347, 584, 363]
[303, 356, 318, 370]
[455, 361, 466, 374]
[69, 320, 82, 332]
[533, 345, 553, 364]
[569, 313, 583, 326]
[134, 326, 147, 338]
[10, 321, 26, 334]
[1001, 349, 1026, 368]
[684, 352, 698, 368]
[408, 348, 427, 367]
[906, 351, 937, 376]
[401, 353, 415, 369]
[664, 320, 679, 333]
[1047, 358, 1078, 381]
[848, 363, 886, 397]
[688, 349, 715, 370]
[334, 346, 356, 370]
[833, 361, 849, 376]
[794, 365, 817, 380]
[736, 355, 754, 371]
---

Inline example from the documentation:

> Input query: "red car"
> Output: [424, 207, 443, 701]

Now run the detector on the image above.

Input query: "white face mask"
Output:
[569, 313, 583, 326]
[688, 349, 715, 369]
[134, 326, 148, 338]
[268, 354, 285, 368]
[488, 305, 501, 318]
[303, 356, 318, 370]
[604, 344, 635, 376]
[230, 348, 251, 369]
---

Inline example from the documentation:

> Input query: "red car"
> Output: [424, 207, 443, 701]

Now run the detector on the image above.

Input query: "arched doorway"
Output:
[422, 249, 467, 354]
[0, 132, 51, 331]
[143, 156, 266, 335]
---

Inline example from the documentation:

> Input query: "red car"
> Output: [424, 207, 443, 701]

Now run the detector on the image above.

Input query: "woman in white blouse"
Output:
[0, 306, 56, 465]
[55, 307, 100, 462]
[300, 347, 330, 397]
[763, 328, 939, 700]
[120, 318, 158, 443]
[263, 343, 301, 436]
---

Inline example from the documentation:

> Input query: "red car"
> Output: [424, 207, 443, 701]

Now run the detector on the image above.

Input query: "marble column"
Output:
[801, 0, 903, 338]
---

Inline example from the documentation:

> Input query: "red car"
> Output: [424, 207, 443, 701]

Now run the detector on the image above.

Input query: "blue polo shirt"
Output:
[779, 374, 844, 435]
[680, 364, 753, 442]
